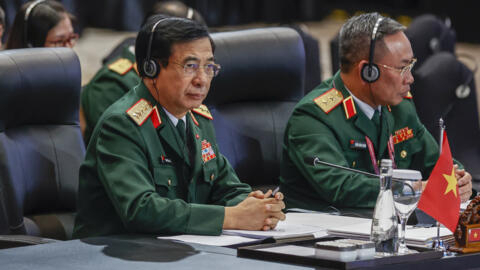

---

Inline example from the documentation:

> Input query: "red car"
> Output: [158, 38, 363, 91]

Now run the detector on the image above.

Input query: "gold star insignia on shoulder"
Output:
[108, 58, 133, 75]
[313, 88, 343, 114]
[126, 99, 153, 126]
[192, 104, 213, 120]
[404, 91, 413, 99]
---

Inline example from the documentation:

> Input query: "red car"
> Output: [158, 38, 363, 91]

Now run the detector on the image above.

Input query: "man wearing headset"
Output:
[73, 15, 285, 238]
[279, 13, 473, 212]
[80, 1, 206, 145]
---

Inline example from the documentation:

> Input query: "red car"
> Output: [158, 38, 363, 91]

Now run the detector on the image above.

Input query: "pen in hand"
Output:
[271, 186, 280, 198]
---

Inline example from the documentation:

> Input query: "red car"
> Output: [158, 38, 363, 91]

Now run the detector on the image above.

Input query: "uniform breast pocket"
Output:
[153, 166, 178, 198]
[395, 138, 422, 168]
[344, 149, 369, 170]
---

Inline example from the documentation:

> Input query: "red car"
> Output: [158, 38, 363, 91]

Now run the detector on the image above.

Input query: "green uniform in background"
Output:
[280, 72, 440, 211]
[81, 45, 141, 144]
[73, 82, 251, 239]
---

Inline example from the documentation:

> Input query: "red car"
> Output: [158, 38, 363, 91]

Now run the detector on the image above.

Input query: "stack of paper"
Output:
[327, 221, 453, 247]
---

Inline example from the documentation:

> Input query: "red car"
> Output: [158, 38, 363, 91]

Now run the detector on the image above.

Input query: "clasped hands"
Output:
[223, 189, 286, 231]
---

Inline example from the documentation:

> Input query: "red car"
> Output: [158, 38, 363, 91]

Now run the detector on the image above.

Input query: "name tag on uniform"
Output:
[159, 155, 173, 165]
[349, 139, 367, 150]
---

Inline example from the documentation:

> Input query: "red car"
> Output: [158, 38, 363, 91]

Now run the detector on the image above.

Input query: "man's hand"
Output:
[223, 192, 286, 231]
[455, 164, 473, 203]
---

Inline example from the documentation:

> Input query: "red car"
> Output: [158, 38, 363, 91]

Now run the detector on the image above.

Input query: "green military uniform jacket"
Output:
[279, 72, 440, 211]
[73, 82, 251, 239]
[81, 45, 141, 145]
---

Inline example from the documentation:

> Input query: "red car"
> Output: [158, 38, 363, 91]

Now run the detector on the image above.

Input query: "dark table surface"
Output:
[1, 233, 480, 270]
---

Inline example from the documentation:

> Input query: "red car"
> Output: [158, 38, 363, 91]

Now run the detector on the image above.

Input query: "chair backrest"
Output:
[412, 52, 480, 181]
[206, 27, 305, 190]
[0, 48, 85, 239]
[405, 14, 456, 69]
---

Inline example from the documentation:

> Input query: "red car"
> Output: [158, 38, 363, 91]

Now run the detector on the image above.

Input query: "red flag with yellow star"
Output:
[418, 132, 460, 233]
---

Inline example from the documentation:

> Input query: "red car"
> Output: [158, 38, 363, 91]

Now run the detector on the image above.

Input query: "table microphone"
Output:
[303, 156, 378, 178]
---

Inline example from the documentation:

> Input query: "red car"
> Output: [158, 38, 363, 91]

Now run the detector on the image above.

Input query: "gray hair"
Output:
[339, 12, 406, 73]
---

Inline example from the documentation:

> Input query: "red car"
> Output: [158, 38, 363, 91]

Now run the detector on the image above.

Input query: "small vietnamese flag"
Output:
[417, 132, 460, 233]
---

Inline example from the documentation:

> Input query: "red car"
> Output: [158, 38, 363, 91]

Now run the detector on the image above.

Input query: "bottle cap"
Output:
[380, 159, 393, 167]
[392, 169, 422, 180]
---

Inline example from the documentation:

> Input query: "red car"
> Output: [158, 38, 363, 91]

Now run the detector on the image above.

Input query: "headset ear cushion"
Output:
[143, 59, 159, 78]
[361, 63, 380, 83]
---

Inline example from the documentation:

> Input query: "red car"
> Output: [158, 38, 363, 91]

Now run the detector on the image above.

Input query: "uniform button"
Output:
[210, 173, 215, 181]
[168, 179, 172, 186]
[400, 150, 407, 159]
[352, 161, 356, 167]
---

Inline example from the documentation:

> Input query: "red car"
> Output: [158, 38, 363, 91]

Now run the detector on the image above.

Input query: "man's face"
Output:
[371, 31, 415, 106]
[153, 37, 214, 117]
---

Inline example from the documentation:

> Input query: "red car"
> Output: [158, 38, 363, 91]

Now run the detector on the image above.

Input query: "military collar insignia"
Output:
[392, 127, 414, 144]
[108, 58, 133, 75]
[404, 91, 413, 99]
[313, 88, 343, 114]
[201, 140, 216, 163]
[192, 104, 213, 120]
[387, 105, 392, 112]
[150, 106, 162, 128]
[189, 111, 199, 126]
[342, 96, 357, 119]
[126, 99, 162, 128]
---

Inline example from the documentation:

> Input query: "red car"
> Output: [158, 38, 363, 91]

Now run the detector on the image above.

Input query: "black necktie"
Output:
[372, 109, 381, 128]
[176, 119, 186, 143]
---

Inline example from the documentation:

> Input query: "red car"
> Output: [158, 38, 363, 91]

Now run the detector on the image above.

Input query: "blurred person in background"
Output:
[80, 0, 205, 145]
[5, 0, 77, 49]
[0, 5, 5, 48]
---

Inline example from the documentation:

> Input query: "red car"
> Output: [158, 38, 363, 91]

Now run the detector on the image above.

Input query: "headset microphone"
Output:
[361, 17, 384, 83]
[142, 17, 185, 78]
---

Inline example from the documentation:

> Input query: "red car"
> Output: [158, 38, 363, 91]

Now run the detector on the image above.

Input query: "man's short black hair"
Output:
[135, 14, 214, 78]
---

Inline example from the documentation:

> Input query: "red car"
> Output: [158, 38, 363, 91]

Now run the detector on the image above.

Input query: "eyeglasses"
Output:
[171, 62, 221, 77]
[377, 58, 417, 77]
[45, 33, 79, 47]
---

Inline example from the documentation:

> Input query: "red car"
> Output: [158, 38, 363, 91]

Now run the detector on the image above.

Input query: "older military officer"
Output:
[280, 13, 473, 212]
[73, 16, 285, 238]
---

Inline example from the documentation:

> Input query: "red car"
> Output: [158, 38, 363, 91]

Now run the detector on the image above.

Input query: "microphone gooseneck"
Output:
[303, 156, 378, 178]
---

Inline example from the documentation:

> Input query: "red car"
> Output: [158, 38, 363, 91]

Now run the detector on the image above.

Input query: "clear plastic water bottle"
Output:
[370, 159, 398, 255]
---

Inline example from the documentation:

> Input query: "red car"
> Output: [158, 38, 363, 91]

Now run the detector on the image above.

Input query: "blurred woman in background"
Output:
[5, 0, 77, 49]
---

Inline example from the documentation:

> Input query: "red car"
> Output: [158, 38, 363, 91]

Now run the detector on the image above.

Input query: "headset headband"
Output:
[368, 17, 384, 69]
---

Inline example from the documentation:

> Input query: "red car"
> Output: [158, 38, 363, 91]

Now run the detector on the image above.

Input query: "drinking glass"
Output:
[391, 169, 423, 255]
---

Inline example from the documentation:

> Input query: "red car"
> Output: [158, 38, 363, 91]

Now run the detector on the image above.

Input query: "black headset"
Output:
[361, 17, 384, 83]
[142, 17, 186, 78]
[429, 17, 452, 54]
[24, 0, 47, 48]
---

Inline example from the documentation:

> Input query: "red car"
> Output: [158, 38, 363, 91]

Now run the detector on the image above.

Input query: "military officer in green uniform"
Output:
[80, 2, 206, 145]
[73, 16, 285, 238]
[80, 45, 139, 144]
[280, 13, 473, 212]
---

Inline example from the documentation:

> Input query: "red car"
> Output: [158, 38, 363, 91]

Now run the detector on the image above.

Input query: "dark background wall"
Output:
[1, 0, 478, 43]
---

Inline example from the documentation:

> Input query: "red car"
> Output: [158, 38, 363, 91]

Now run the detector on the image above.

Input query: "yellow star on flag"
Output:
[443, 168, 457, 197]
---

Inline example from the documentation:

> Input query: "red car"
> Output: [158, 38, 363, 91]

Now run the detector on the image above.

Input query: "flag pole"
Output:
[433, 118, 447, 253]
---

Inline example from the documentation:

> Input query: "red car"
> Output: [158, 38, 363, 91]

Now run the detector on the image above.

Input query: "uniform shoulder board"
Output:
[108, 58, 133, 75]
[192, 104, 213, 120]
[313, 88, 344, 114]
[404, 91, 413, 99]
[126, 99, 153, 126]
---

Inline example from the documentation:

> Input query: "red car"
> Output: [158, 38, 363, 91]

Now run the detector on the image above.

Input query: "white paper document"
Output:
[157, 234, 261, 246]
[327, 220, 453, 247]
